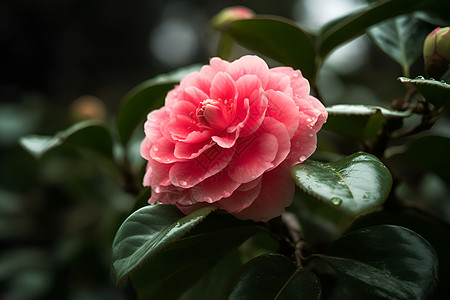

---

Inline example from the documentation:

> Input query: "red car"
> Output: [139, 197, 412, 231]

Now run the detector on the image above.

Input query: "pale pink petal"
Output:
[228, 133, 278, 183]
[210, 72, 237, 102]
[233, 162, 294, 222]
[143, 160, 172, 187]
[271, 67, 310, 98]
[286, 114, 318, 166]
[215, 177, 262, 213]
[266, 71, 291, 93]
[180, 72, 212, 95]
[150, 137, 177, 163]
[143, 108, 168, 141]
[140, 136, 152, 161]
[226, 55, 270, 87]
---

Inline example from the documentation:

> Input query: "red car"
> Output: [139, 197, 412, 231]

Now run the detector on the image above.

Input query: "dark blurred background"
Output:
[0, 0, 419, 299]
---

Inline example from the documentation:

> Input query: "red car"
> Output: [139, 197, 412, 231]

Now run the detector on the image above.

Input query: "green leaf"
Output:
[324, 104, 411, 140]
[111, 204, 216, 285]
[398, 77, 450, 108]
[129, 211, 268, 300]
[318, 0, 441, 59]
[367, 15, 432, 76]
[19, 120, 113, 160]
[179, 250, 242, 300]
[290, 152, 392, 217]
[388, 135, 450, 184]
[227, 253, 321, 300]
[323, 225, 438, 300]
[116, 64, 201, 146]
[229, 16, 316, 81]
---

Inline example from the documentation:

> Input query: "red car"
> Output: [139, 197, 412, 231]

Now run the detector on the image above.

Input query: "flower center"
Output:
[196, 99, 230, 129]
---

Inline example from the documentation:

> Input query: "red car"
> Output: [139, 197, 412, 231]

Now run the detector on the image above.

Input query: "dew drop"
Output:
[308, 133, 314, 138]
[223, 191, 231, 197]
[179, 180, 188, 186]
[154, 186, 161, 193]
[415, 75, 425, 80]
[306, 118, 312, 123]
[299, 155, 307, 162]
[152, 146, 159, 152]
[293, 72, 299, 78]
[331, 197, 342, 206]
[203, 196, 213, 203]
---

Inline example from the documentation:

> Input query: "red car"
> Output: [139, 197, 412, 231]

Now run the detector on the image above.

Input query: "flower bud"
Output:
[423, 27, 450, 78]
[210, 6, 255, 31]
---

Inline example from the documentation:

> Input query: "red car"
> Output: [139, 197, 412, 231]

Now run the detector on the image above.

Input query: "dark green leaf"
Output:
[179, 250, 242, 300]
[388, 135, 450, 184]
[111, 204, 216, 285]
[323, 225, 438, 300]
[227, 253, 321, 300]
[19, 120, 113, 160]
[398, 77, 450, 107]
[129, 211, 268, 300]
[116, 64, 201, 146]
[318, 0, 441, 59]
[229, 16, 316, 81]
[324, 104, 411, 139]
[290, 152, 392, 217]
[367, 15, 432, 75]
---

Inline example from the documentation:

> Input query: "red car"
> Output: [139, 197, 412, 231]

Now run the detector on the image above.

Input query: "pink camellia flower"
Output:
[141, 55, 327, 222]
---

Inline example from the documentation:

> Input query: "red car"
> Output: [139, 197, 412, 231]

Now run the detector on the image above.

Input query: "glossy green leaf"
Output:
[398, 77, 450, 108]
[229, 16, 316, 81]
[324, 104, 411, 139]
[227, 253, 321, 300]
[318, 0, 441, 59]
[111, 204, 216, 285]
[323, 225, 438, 300]
[19, 120, 113, 160]
[129, 211, 268, 300]
[116, 64, 201, 146]
[290, 152, 392, 217]
[367, 15, 432, 76]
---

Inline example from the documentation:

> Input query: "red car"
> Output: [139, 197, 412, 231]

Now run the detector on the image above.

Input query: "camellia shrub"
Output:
[21, 1, 450, 299]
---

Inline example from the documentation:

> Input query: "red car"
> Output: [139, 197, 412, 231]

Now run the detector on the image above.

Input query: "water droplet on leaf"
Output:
[415, 76, 425, 80]
[331, 197, 342, 206]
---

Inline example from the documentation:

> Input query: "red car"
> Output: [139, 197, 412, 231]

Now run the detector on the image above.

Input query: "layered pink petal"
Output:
[260, 117, 291, 169]
[183, 86, 209, 106]
[173, 140, 214, 159]
[169, 146, 234, 188]
[215, 177, 262, 213]
[265, 90, 300, 138]
[226, 55, 270, 87]
[233, 162, 295, 222]
[271, 67, 310, 98]
[210, 72, 237, 102]
[189, 170, 241, 203]
[228, 133, 278, 183]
